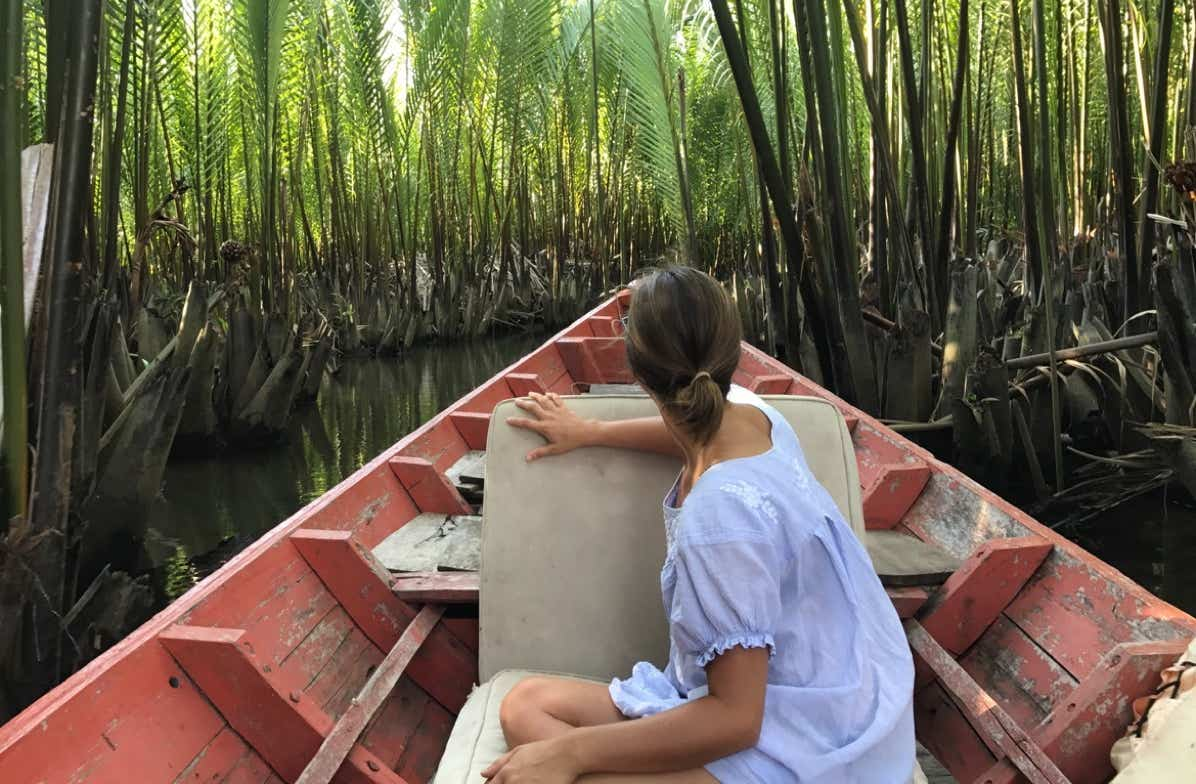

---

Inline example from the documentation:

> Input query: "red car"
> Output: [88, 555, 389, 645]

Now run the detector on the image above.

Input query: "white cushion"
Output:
[434, 670, 602, 783]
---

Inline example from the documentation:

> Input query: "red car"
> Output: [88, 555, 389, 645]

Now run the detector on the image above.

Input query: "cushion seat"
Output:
[435, 669, 602, 783]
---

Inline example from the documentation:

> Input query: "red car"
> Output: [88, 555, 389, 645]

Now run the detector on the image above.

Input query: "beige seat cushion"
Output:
[434, 669, 602, 783]
[479, 394, 862, 681]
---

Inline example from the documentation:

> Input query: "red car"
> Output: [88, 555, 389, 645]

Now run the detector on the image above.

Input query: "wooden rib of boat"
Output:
[1, 291, 1194, 784]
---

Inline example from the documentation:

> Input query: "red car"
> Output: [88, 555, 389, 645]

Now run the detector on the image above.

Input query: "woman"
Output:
[483, 267, 914, 783]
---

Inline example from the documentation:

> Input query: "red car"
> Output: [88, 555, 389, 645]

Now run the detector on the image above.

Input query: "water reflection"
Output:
[1065, 491, 1196, 614]
[146, 332, 545, 596]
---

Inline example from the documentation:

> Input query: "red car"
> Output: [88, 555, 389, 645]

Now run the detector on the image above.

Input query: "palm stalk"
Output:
[1, 0, 27, 521]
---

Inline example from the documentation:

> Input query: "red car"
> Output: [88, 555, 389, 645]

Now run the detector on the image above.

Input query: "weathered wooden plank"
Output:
[862, 462, 932, 530]
[394, 699, 455, 783]
[887, 587, 930, 618]
[1015, 639, 1189, 784]
[866, 530, 961, 587]
[289, 529, 476, 713]
[171, 725, 249, 784]
[157, 625, 405, 784]
[748, 374, 793, 393]
[295, 606, 444, 784]
[387, 457, 474, 516]
[920, 536, 1053, 655]
[372, 514, 481, 573]
[586, 315, 620, 336]
[959, 615, 1078, 732]
[448, 411, 490, 450]
[445, 451, 486, 488]
[392, 572, 480, 604]
[906, 621, 1071, 784]
[360, 679, 430, 770]
[505, 372, 547, 397]
[915, 681, 997, 784]
[556, 337, 603, 384]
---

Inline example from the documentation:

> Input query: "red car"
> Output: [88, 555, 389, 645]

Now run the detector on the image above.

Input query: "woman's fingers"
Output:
[481, 749, 514, 778]
[505, 416, 545, 434]
[526, 444, 562, 462]
[514, 397, 543, 416]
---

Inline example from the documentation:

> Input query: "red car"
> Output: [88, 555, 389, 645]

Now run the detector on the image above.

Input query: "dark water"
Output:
[147, 332, 544, 599]
[1062, 491, 1196, 614]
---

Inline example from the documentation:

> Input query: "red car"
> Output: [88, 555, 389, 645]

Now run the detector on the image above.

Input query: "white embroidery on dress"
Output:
[718, 479, 780, 523]
[790, 458, 812, 492]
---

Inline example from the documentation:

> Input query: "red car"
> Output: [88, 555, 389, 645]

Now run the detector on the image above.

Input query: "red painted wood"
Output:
[507, 346, 570, 391]
[289, 529, 476, 713]
[172, 725, 249, 783]
[296, 606, 444, 784]
[387, 457, 473, 515]
[395, 420, 468, 474]
[180, 543, 338, 671]
[887, 587, 930, 618]
[959, 615, 1079, 732]
[360, 679, 430, 769]
[749, 374, 793, 394]
[157, 625, 404, 784]
[505, 372, 547, 397]
[391, 572, 480, 604]
[224, 748, 276, 784]
[920, 536, 1053, 655]
[278, 606, 358, 695]
[299, 463, 417, 549]
[442, 618, 479, 653]
[914, 682, 997, 784]
[1025, 639, 1189, 783]
[556, 337, 602, 383]
[306, 629, 376, 710]
[587, 315, 619, 336]
[448, 411, 491, 450]
[394, 699, 454, 783]
[906, 621, 1070, 784]
[862, 462, 931, 529]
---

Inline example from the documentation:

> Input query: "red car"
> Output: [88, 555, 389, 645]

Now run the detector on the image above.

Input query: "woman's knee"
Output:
[499, 676, 554, 738]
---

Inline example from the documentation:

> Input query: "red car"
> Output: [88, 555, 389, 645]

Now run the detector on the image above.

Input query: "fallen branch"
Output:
[1005, 331, 1158, 369]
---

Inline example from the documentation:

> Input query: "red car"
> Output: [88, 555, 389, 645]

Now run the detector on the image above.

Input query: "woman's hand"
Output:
[480, 739, 580, 783]
[506, 392, 598, 461]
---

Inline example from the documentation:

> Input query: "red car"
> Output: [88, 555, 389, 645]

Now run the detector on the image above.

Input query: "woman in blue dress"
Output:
[484, 267, 915, 783]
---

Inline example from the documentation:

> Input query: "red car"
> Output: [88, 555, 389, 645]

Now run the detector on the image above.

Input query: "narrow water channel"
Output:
[147, 333, 1196, 619]
[147, 332, 545, 601]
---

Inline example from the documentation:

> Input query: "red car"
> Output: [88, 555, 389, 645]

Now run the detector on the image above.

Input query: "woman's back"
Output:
[626, 385, 916, 782]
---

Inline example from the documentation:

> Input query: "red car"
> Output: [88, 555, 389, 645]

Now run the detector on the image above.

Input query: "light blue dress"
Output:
[609, 386, 915, 782]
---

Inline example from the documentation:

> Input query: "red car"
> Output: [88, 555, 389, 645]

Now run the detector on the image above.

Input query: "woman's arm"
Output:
[506, 392, 681, 460]
[483, 647, 768, 781]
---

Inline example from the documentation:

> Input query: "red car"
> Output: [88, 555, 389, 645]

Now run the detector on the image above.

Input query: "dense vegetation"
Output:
[1, 0, 1195, 717]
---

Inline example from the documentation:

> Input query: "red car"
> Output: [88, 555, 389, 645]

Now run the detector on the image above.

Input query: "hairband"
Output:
[691, 370, 713, 384]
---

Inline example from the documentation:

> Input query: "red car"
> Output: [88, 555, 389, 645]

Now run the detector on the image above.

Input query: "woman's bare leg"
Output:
[499, 676, 627, 747]
[498, 676, 720, 783]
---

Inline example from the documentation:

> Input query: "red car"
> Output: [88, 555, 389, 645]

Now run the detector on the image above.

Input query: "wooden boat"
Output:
[2, 291, 1194, 784]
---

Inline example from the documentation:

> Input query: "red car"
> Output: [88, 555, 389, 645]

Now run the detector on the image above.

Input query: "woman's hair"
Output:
[624, 266, 742, 444]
